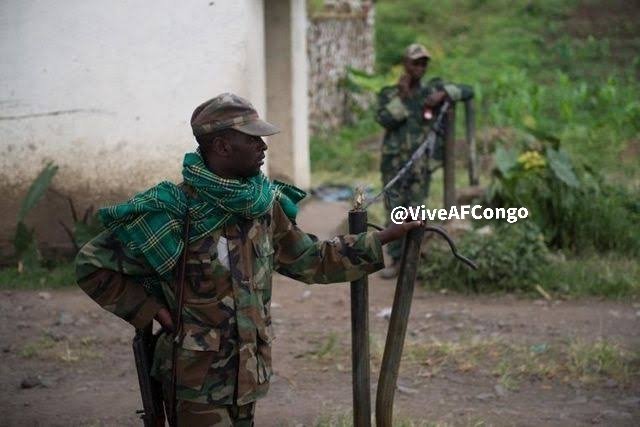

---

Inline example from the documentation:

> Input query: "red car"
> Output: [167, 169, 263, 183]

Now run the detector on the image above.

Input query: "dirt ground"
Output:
[1, 200, 639, 426]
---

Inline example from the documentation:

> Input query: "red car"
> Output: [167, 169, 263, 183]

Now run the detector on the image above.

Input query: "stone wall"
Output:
[307, 1, 375, 132]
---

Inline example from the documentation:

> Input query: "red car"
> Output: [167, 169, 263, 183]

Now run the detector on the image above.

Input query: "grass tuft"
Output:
[0, 262, 76, 290]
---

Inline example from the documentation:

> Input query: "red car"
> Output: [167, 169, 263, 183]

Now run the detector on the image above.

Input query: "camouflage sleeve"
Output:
[272, 203, 385, 284]
[424, 77, 473, 103]
[441, 83, 474, 102]
[442, 84, 463, 102]
[375, 86, 409, 130]
[75, 230, 165, 329]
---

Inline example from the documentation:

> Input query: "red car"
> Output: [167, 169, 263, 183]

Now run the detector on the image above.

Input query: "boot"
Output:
[380, 262, 399, 280]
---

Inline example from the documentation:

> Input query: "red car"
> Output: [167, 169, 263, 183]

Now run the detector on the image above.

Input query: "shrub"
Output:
[419, 221, 549, 293]
[487, 135, 640, 255]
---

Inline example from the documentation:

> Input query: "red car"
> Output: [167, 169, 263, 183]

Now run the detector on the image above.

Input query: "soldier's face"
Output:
[229, 131, 267, 178]
[405, 57, 429, 80]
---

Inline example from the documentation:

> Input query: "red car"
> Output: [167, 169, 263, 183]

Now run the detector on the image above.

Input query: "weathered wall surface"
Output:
[307, 1, 375, 132]
[265, 0, 311, 189]
[0, 0, 267, 253]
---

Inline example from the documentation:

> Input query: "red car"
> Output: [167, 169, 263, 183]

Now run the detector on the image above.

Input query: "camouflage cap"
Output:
[404, 43, 431, 60]
[191, 93, 280, 137]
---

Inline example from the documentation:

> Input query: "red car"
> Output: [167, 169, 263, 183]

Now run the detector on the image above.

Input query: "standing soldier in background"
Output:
[376, 43, 472, 279]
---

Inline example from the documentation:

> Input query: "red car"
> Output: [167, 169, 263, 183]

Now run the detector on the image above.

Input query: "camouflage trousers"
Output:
[381, 154, 432, 263]
[168, 398, 255, 426]
[157, 365, 255, 426]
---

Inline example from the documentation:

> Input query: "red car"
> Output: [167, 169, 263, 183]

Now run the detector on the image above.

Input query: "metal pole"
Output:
[349, 209, 371, 427]
[443, 105, 457, 209]
[465, 99, 479, 186]
[375, 226, 425, 427]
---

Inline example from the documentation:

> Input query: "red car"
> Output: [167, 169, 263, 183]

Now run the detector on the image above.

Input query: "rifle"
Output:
[365, 101, 451, 208]
[133, 324, 166, 427]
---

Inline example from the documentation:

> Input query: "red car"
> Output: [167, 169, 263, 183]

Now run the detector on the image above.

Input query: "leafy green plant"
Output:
[307, 0, 326, 17]
[57, 196, 103, 253]
[487, 135, 640, 254]
[538, 252, 640, 298]
[344, 67, 400, 95]
[12, 162, 58, 270]
[419, 221, 550, 293]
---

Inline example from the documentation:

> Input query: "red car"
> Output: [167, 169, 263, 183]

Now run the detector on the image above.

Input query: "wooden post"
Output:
[349, 209, 371, 427]
[443, 105, 457, 209]
[465, 99, 479, 186]
[375, 226, 425, 427]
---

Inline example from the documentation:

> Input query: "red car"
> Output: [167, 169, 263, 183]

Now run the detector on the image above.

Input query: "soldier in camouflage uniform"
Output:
[75, 93, 420, 426]
[376, 43, 471, 279]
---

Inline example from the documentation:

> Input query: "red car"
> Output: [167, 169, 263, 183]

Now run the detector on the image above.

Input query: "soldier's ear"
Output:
[211, 134, 232, 157]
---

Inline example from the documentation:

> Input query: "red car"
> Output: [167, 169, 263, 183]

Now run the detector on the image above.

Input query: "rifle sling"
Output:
[168, 209, 191, 427]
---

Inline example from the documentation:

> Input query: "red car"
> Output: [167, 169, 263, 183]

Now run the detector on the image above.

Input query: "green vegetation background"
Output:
[310, 0, 640, 297]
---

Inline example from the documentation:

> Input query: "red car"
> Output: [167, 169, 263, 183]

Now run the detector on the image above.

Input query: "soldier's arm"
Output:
[272, 203, 385, 284]
[375, 86, 409, 130]
[75, 230, 165, 329]
[426, 78, 474, 103]
[438, 84, 460, 102]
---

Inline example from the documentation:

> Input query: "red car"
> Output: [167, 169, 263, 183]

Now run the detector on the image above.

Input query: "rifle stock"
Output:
[133, 325, 166, 427]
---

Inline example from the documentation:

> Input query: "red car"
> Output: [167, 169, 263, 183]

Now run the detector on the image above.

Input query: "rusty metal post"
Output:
[443, 104, 457, 209]
[375, 226, 426, 427]
[464, 99, 479, 186]
[349, 208, 371, 427]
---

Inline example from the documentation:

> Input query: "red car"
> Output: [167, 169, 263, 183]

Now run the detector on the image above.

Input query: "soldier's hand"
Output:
[375, 221, 423, 245]
[424, 90, 448, 108]
[154, 307, 175, 333]
[397, 74, 412, 99]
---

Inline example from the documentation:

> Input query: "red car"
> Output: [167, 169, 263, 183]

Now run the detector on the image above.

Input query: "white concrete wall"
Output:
[290, 0, 311, 189]
[265, 0, 310, 189]
[0, 0, 268, 247]
[0, 0, 266, 200]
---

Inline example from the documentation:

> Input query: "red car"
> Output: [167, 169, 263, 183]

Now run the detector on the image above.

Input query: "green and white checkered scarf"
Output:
[99, 150, 305, 279]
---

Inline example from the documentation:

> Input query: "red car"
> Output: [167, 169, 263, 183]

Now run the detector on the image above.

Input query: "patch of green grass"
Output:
[302, 332, 346, 363]
[538, 252, 640, 298]
[401, 336, 640, 388]
[0, 262, 76, 289]
[312, 332, 339, 360]
[20, 333, 103, 362]
[314, 411, 456, 427]
[20, 336, 57, 358]
[404, 336, 504, 377]
[310, 110, 382, 179]
[568, 339, 639, 385]
[314, 412, 353, 427]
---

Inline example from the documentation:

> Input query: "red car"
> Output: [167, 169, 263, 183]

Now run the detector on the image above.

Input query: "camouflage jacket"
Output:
[375, 79, 469, 172]
[75, 201, 384, 405]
